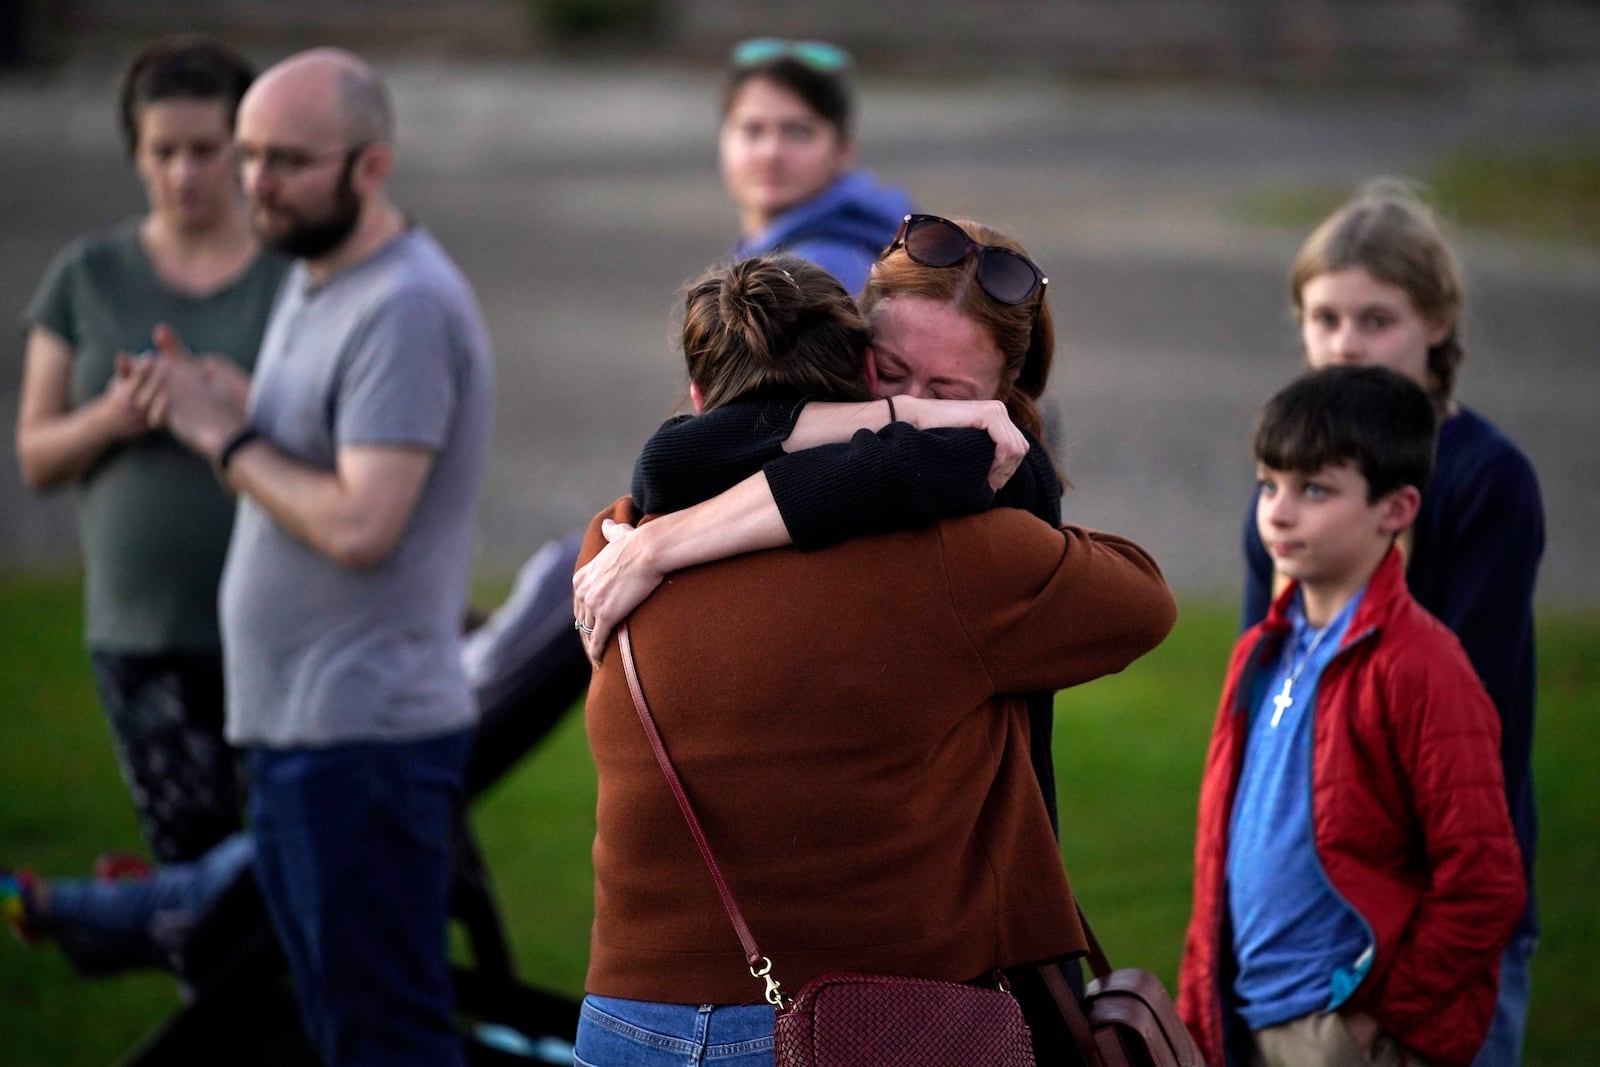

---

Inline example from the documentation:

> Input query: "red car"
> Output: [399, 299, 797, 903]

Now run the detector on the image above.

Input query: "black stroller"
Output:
[116, 534, 592, 1066]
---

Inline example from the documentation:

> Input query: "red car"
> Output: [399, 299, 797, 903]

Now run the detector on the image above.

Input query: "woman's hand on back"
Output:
[573, 518, 665, 664]
[897, 397, 1027, 491]
[574, 473, 792, 661]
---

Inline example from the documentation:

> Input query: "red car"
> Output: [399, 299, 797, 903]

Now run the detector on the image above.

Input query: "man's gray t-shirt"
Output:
[220, 229, 494, 748]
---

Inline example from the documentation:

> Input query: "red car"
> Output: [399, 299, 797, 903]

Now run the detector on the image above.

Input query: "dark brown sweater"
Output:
[581, 496, 1176, 1004]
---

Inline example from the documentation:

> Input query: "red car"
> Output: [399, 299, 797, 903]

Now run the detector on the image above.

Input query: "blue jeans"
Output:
[46, 830, 254, 973]
[1470, 931, 1536, 1067]
[575, 996, 775, 1066]
[249, 728, 472, 1067]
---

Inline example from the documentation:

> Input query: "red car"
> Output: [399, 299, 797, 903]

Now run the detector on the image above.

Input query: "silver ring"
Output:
[574, 618, 594, 636]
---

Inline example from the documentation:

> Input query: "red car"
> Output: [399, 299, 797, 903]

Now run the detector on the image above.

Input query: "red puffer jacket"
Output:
[1178, 549, 1524, 1067]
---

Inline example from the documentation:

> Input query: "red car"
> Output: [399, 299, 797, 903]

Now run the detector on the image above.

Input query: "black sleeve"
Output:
[630, 398, 808, 515]
[765, 422, 1009, 550]
[993, 429, 1062, 526]
[635, 400, 1060, 551]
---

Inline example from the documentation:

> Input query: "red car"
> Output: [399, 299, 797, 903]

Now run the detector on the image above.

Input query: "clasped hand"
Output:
[124, 323, 250, 462]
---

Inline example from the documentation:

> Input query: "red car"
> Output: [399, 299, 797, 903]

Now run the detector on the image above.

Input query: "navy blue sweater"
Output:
[1242, 405, 1544, 933]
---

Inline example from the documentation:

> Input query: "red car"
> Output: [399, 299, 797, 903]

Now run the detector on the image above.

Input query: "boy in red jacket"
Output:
[1179, 365, 1524, 1067]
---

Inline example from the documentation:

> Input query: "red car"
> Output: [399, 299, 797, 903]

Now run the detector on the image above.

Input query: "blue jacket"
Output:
[734, 171, 913, 296]
[1241, 404, 1544, 935]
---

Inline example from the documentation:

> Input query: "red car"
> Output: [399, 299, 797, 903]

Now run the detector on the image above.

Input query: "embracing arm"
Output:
[753, 396, 1051, 548]
[573, 471, 787, 660]
[581, 428, 989, 659]
[631, 398, 807, 515]
[945, 513, 1177, 693]
[583, 396, 1047, 658]
[15, 326, 152, 489]
[633, 395, 1037, 521]
[785, 397, 1031, 493]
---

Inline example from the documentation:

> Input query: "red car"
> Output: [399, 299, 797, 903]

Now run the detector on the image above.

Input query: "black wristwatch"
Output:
[216, 425, 261, 472]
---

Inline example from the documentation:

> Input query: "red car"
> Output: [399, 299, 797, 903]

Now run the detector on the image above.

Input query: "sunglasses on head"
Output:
[885, 214, 1048, 307]
[730, 37, 854, 73]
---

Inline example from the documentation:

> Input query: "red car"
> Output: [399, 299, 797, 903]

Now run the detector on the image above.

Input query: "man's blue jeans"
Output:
[575, 995, 775, 1066]
[249, 728, 472, 1067]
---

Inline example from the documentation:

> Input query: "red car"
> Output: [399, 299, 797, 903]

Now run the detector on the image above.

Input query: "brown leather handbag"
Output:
[617, 623, 1038, 1067]
[1042, 920, 1209, 1067]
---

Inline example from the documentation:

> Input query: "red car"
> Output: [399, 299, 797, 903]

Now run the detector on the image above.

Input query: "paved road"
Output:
[4, 59, 1597, 603]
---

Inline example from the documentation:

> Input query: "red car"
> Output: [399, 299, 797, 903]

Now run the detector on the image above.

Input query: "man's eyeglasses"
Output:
[730, 38, 853, 73]
[233, 142, 371, 180]
[885, 214, 1048, 307]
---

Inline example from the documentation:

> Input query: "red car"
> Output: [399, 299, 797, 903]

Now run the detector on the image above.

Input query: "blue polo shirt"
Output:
[1226, 589, 1373, 1029]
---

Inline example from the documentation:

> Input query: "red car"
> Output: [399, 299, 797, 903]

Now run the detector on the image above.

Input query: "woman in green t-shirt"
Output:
[15, 38, 290, 863]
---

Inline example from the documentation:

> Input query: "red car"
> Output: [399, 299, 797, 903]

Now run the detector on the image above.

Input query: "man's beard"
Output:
[261, 158, 363, 260]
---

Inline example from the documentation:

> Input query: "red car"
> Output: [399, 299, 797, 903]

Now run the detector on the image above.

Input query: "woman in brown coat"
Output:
[573, 254, 1176, 1067]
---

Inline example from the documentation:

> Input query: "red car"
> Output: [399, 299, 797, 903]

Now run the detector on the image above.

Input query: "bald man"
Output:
[142, 49, 492, 1066]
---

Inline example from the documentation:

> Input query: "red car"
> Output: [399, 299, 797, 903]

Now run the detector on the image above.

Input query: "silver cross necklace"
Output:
[1269, 623, 1337, 728]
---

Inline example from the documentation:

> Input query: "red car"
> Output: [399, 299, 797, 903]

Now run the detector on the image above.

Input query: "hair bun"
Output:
[679, 253, 870, 411]
[719, 258, 804, 368]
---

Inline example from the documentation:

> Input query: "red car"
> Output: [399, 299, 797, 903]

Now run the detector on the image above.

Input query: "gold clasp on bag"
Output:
[752, 956, 789, 1009]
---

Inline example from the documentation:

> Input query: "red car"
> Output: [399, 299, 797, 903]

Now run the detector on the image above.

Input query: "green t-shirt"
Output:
[24, 219, 290, 652]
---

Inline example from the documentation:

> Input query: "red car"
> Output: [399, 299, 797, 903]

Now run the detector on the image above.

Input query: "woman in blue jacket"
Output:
[719, 38, 912, 296]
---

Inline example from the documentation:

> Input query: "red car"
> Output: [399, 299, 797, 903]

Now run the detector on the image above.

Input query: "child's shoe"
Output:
[2, 868, 45, 944]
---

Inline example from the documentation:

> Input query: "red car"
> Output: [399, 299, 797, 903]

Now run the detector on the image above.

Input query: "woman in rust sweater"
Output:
[574, 254, 1176, 1067]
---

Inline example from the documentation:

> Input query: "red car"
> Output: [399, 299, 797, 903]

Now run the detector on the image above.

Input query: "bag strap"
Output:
[617, 623, 787, 1004]
[1040, 961, 1100, 1061]
[1037, 909, 1132, 1067]
[1076, 903, 1115, 982]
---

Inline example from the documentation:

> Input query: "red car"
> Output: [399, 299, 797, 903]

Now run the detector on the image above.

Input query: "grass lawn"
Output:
[1237, 138, 1600, 250]
[2, 571, 1596, 1064]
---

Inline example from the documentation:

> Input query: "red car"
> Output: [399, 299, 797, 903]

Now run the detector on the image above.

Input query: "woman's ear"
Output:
[862, 346, 879, 394]
[689, 380, 706, 414]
